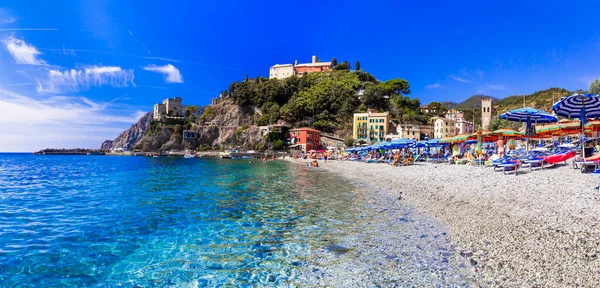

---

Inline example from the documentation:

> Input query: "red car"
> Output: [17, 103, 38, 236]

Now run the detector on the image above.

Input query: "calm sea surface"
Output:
[0, 154, 469, 287]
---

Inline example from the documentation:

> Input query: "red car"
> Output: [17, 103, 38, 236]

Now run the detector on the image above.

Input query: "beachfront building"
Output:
[444, 110, 475, 135]
[432, 117, 458, 139]
[289, 127, 321, 152]
[482, 97, 493, 130]
[154, 97, 184, 121]
[395, 122, 421, 140]
[353, 111, 390, 143]
[269, 64, 294, 80]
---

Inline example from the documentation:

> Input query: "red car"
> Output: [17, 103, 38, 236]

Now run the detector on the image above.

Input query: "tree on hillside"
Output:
[355, 61, 361, 71]
[333, 61, 351, 70]
[331, 57, 338, 67]
[184, 106, 198, 119]
[383, 78, 411, 96]
[589, 78, 600, 94]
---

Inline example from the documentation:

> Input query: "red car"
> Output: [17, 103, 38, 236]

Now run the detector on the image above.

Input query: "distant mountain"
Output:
[443, 95, 498, 111]
[431, 89, 572, 128]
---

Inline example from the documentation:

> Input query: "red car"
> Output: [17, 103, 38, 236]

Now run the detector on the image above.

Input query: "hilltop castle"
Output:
[153, 97, 183, 121]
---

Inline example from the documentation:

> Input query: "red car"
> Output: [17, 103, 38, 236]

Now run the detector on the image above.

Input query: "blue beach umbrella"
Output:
[500, 107, 558, 124]
[553, 93, 600, 156]
[500, 107, 557, 150]
[552, 93, 600, 124]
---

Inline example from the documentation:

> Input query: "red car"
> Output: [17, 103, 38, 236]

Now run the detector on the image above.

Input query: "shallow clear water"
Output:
[0, 154, 470, 287]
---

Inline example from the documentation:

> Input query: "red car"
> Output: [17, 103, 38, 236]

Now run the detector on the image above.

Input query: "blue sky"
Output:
[2, 0, 600, 151]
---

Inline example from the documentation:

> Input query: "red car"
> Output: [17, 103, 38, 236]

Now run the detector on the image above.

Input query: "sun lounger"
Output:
[522, 159, 545, 171]
[573, 160, 599, 173]
[497, 162, 519, 175]
[543, 151, 576, 165]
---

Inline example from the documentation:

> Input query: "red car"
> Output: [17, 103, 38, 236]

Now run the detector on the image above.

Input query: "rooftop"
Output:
[271, 64, 293, 68]
[294, 62, 332, 67]
[290, 127, 321, 133]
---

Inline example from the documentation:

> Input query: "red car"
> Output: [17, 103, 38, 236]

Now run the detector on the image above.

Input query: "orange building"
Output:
[294, 63, 332, 74]
[294, 55, 332, 75]
[289, 127, 321, 152]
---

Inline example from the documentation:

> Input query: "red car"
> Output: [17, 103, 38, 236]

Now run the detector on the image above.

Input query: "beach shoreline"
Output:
[283, 157, 600, 287]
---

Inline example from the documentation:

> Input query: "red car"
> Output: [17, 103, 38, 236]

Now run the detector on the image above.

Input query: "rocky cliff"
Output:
[100, 112, 153, 150]
[103, 100, 267, 152]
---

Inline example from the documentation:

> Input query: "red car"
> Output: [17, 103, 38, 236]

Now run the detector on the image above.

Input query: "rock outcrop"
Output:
[100, 140, 114, 150]
[100, 112, 152, 150]
[103, 100, 267, 152]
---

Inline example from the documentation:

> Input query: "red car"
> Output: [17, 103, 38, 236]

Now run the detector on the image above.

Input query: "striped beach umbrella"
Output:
[552, 94, 600, 122]
[500, 107, 557, 149]
[492, 129, 522, 138]
[500, 107, 558, 124]
[553, 94, 600, 156]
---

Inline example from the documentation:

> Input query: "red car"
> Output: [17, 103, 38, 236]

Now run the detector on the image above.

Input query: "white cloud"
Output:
[142, 64, 183, 83]
[36, 65, 135, 93]
[425, 83, 443, 89]
[449, 75, 471, 83]
[0, 8, 16, 24]
[2, 36, 47, 65]
[0, 88, 145, 152]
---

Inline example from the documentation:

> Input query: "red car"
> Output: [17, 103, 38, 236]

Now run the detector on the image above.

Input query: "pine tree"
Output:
[355, 61, 361, 71]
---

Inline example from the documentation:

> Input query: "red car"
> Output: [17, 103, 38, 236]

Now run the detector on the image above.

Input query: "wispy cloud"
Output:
[36, 66, 136, 93]
[449, 75, 471, 83]
[39, 47, 239, 70]
[0, 88, 145, 151]
[2, 36, 47, 65]
[0, 8, 17, 24]
[0, 28, 58, 31]
[142, 64, 183, 83]
[425, 83, 443, 89]
[127, 30, 151, 55]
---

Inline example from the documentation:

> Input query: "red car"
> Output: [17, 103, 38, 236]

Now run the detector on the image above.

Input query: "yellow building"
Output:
[432, 117, 457, 139]
[353, 111, 390, 142]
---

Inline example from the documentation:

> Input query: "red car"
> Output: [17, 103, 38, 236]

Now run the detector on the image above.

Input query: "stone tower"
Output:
[481, 97, 493, 130]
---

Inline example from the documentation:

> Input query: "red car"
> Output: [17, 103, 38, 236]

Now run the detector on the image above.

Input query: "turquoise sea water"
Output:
[0, 154, 469, 287]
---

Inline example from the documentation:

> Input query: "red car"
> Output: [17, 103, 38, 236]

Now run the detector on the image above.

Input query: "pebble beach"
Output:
[287, 158, 600, 287]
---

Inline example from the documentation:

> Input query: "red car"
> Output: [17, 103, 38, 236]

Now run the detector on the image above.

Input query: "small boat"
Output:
[184, 154, 195, 158]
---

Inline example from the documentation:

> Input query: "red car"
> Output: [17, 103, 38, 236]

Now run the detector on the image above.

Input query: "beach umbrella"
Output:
[492, 129, 522, 138]
[500, 107, 558, 150]
[391, 138, 415, 147]
[553, 93, 600, 157]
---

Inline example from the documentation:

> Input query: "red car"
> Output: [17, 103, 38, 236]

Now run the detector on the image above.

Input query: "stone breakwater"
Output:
[287, 159, 600, 287]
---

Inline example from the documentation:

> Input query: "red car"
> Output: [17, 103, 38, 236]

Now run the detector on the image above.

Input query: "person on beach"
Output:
[403, 150, 414, 166]
[392, 151, 401, 167]
[324, 154, 328, 163]
[497, 136, 505, 158]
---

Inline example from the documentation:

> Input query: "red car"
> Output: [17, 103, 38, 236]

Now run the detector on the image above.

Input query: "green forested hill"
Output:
[224, 68, 426, 134]
[493, 88, 571, 115]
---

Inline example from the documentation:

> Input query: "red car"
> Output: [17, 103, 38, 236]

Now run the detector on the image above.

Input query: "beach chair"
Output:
[497, 162, 519, 176]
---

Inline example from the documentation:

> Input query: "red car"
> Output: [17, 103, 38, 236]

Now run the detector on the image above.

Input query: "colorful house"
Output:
[352, 111, 390, 143]
[289, 127, 321, 152]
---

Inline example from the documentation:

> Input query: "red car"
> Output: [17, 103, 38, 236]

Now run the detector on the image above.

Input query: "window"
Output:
[380, 125, 384, 130]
